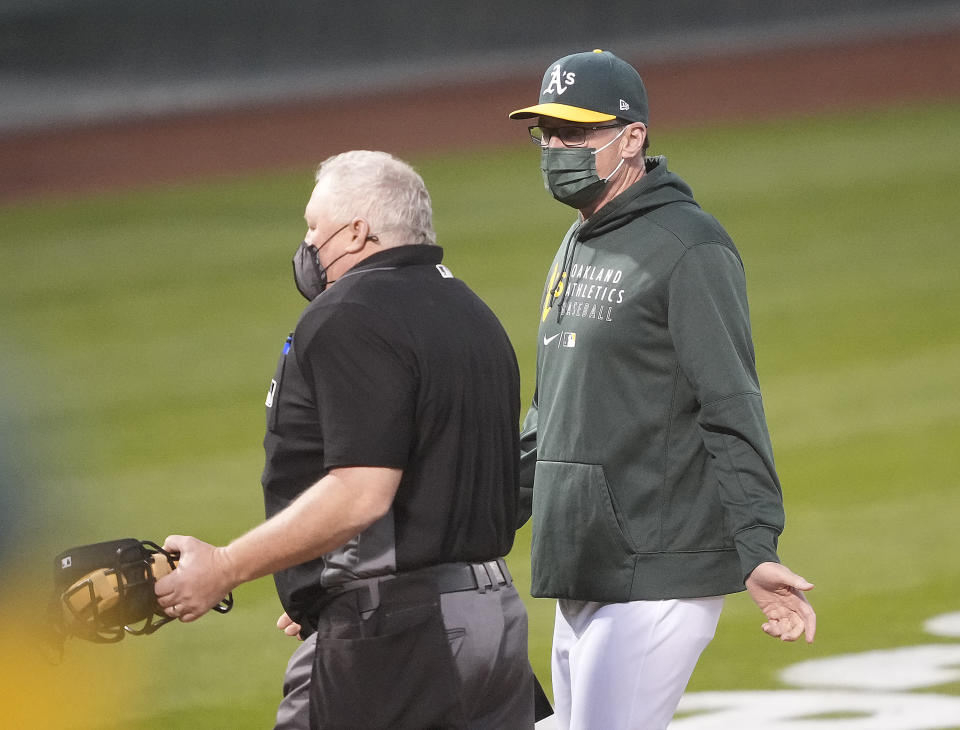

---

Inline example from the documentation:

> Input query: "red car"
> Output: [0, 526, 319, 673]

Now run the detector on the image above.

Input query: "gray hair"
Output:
[314, 150, 436, 246]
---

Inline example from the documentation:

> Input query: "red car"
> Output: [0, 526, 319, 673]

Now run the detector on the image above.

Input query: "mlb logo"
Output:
[61, 556, 72, 569]
[561, 332, 577, 348]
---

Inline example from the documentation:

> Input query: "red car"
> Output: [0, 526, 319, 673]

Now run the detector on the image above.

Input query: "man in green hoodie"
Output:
[509, 50, 817, 729]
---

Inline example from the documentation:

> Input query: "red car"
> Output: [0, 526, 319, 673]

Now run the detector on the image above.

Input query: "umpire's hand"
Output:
[277, 612, 303, 640]
[154, 535, 236, 623]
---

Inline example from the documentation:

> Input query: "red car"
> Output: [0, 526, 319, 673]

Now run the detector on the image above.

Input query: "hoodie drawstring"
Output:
[550, 224, 581, 323]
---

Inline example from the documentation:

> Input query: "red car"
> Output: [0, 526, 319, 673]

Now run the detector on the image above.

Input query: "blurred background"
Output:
[2, 2, 960, 727]
[2, 0, 955, 131]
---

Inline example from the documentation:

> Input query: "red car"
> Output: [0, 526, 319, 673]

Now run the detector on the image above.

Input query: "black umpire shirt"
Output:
[261, 244, 521, 623]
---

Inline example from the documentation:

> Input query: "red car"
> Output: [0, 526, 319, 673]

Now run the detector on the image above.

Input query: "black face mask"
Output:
[292, 241, 324, 301]
[291, 223, 349, 300]
[292, 224, 382, 301]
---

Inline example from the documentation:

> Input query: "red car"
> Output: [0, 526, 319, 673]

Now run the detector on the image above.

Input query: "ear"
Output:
[621, 123, 647, 159]
[344, 218, 371, 252]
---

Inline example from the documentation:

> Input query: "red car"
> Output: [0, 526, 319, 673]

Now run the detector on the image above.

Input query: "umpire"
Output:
[155, 150, 535, 728]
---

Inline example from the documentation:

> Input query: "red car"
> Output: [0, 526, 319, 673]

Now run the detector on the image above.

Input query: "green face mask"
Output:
[540, 127, 626, 209]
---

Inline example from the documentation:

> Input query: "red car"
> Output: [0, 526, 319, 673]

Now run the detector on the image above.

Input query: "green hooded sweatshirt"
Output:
[520, 156, 784, 602]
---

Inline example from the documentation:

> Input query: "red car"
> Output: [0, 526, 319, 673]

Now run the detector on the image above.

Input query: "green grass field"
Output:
[2, 99, 959, 727]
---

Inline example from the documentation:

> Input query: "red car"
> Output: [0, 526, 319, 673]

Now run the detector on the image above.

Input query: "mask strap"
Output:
[592, 126, 627, 183]
[319, 249, 352, 286]
[592, 126, 626, 155]
[321, 232, 379, 287]
[314, 223, 350, 254]
[602, 158, 625, 183]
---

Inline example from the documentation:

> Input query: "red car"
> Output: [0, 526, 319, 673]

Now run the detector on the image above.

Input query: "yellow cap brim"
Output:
[508, 102, 617, 123]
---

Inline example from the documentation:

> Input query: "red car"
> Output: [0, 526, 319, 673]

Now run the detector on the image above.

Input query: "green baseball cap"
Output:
[509, 49, 649, 125]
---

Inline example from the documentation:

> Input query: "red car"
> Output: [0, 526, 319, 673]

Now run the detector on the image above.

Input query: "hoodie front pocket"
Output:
[531, 460, 637, 601]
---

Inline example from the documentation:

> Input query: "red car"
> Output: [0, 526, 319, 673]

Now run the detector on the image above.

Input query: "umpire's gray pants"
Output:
[274, 583, 534, 729]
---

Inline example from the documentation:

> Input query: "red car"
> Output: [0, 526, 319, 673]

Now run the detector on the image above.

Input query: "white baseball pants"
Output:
[551, 596, 724, 730]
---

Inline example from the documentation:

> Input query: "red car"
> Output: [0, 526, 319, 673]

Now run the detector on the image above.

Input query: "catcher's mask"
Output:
[50, 538, 233, 647]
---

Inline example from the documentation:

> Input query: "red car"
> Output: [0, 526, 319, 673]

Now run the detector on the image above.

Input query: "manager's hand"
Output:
[745, 561, 816, 643]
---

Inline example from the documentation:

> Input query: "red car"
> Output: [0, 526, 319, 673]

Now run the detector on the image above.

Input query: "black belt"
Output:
[436, 558, 511, 594]
[326, 558, 512, 613]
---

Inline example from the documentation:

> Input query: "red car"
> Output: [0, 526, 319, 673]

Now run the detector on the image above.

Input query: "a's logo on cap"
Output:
[619, 99, 630, 111]
[544, 64, 576, 96]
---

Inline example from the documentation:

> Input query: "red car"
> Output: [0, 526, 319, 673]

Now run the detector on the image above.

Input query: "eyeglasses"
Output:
[528, 123, 624, 148]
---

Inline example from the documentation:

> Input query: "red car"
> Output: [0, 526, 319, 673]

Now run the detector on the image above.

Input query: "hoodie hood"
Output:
[550, 156, 699, 320]
[579, 156, 698, 241]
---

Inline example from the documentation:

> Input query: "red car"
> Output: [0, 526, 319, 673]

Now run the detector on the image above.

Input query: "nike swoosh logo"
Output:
[543, 333, 561, 346]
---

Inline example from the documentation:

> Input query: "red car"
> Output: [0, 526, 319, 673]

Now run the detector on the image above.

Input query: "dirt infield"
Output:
[2, 28, 959, 203]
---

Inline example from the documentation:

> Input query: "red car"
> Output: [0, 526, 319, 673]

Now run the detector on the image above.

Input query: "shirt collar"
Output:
[346, 244, 443, 275]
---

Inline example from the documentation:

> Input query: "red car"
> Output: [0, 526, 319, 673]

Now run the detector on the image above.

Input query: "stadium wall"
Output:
[2, 2, 959, 201]
[2, 0, 959, 132]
